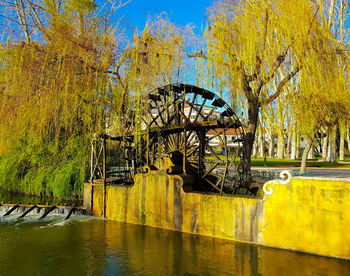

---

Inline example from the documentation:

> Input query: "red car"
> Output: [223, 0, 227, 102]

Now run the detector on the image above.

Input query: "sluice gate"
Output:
[0, 203, 85, 220]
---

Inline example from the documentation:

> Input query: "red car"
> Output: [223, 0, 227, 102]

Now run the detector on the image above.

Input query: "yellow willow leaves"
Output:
[0, 25, 115, 154]
[108, 17, 188, 135]
[294, 58, 350, 135]
[0, 5, 189, 154]
[205, 0, 317, 96]
[203, 0, 350, 129]
[129, 18, 185, 89]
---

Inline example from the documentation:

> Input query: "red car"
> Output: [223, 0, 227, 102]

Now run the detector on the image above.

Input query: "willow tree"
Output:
[322, 0, 349, 162]
[293, 69, 350, 172]
[107, 16, 189, 135]
[189, 0, 344, 176]
[0, 0, 133, 197]
[293, 0, 350, 171]
[0, 1, 188, 197]
[0, 0, 183, 197]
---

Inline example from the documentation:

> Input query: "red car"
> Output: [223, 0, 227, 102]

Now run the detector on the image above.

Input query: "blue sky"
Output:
[0, 0, 212, 43]
[113, 0, 212, 34]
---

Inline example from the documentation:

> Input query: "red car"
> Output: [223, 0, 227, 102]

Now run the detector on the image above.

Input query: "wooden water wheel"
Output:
[91, 84, 246, 194]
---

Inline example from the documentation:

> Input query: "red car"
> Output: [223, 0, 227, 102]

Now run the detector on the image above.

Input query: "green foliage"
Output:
[0, 136, 88, 199]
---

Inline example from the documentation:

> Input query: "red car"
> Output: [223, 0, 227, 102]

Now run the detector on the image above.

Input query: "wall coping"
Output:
[293, 176, 350, 182]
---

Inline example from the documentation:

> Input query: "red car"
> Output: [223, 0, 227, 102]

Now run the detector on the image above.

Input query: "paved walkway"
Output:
[252, 167, 350, 179]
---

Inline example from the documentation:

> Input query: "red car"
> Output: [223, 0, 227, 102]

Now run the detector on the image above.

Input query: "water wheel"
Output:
[141, 84, 245, 193]
[91, 84, 245, 194]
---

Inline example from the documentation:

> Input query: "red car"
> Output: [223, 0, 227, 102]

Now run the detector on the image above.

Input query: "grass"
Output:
[251, 157, 350, 168]
[206, 155, 350, 168]
[343, 156, 350, 162]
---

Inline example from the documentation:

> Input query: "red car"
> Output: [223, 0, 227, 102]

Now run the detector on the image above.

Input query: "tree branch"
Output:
[260, 45, 292, 86]
[0, 14, 22, 26]
[261, 65, 301, 106]
[26, 0, 45, 29]
[13, 0, 31, 42]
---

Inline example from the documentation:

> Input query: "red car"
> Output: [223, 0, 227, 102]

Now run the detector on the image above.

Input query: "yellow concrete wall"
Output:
[102, 171, 263, 244]
[85, 172, 350, 260]
[262, 177, 350, 259]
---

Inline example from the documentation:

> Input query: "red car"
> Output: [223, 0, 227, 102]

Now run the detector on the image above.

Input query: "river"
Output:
[0, 210, 349, 275]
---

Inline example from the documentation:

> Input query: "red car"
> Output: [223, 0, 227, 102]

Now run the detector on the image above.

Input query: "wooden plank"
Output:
[65, 207, 76, 220]
[3, 204, 19, 216]
[17, 205, 38, 219]
[39, 206, 56, 220]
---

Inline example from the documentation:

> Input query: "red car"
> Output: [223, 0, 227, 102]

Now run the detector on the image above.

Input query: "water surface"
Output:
[0, 213, 349, 275]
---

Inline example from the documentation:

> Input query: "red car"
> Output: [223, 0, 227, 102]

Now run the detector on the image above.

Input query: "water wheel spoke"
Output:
[202, 161, 221, 179]
[207, 133, 219, 142]
[188, 162, 199, 169]
[187, 136, 199, 149]
[167, 112, 177, 125]
[187, 94, 197, 123]
[178, 108, 190, 123]
[186, 145, 199, 157]
[186, 131, 197, 145]
[193, 98, 207, 122]
[207, 130, 224, 142]
[205, 178, 222, 192]
[141, 117, 150, 128]
[156, 102, 166, 125]
[206, 144, 222, 161]
[149, 112, 162, 128]
[168, 135, 176, 151]
[205, 107, 216, 120]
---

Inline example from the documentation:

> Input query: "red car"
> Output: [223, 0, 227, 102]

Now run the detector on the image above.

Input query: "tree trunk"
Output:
[240, 100, 259, 186]
[285, 129, 292, 158]
[253, 124, 261, 158]
[296, 133, 300, 159]
[339, 122, 345, 161]
[327, 125, 337, 162]
[291, 128, 297, 159]
[300, 137, 312, 173]
[252, 140, 258, 158]
[347, 122, 350, 153]
[322, 135, 328, 160]
[276, 128, 284, 159]
[268, 130, 274, 158]
[307, 144, 314, 159]
[258, 127, 264, 158]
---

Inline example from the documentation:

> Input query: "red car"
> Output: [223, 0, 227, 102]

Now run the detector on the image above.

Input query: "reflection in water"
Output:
[0, 187, 82, 206]
[0, 216, 349, 275]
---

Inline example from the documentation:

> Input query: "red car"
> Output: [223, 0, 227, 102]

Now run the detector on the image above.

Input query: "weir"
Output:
[3, 204, 19, 216]
[0, 203, 85, 220]
[18, 205, 38, 218]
